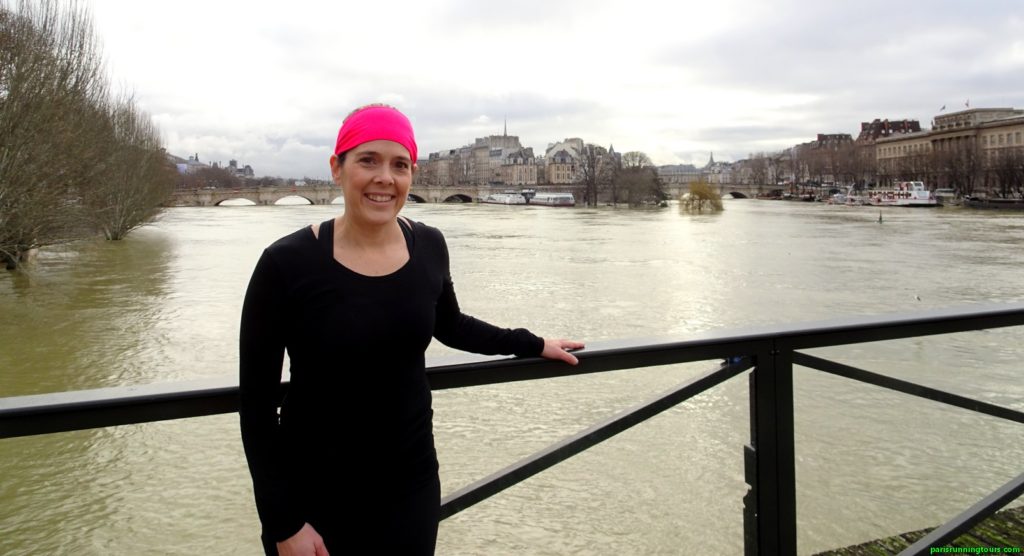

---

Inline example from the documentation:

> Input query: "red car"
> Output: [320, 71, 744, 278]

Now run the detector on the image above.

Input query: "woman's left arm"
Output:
[430, 229, 583, 363]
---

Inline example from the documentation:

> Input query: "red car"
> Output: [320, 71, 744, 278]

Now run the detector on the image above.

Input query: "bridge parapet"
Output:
[167, 186, 340, 206]
[166, 183, 774, 206]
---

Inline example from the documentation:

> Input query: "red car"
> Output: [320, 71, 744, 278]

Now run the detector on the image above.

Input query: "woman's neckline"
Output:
[312, 217, 414, 279]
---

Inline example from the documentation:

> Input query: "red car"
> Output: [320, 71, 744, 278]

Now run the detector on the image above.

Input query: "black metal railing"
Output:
[2, 303, 1024, 554]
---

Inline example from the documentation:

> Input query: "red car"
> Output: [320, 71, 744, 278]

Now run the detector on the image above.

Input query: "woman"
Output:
[239, 104, 583, 556]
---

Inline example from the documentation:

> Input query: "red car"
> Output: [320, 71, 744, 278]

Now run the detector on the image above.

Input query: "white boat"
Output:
[828, 193, 847, 205]
[844, 189, 871, 206]
[480, 192, 526, 205]
[530, 192, 575, 206]
[864, 181, 938, 207]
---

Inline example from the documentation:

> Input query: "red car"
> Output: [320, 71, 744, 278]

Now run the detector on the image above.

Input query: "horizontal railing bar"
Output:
[0, 335, 770, 439]
[439, 358, 752, 520]
[3, 303, 1022, 440]
[429, 304, 1024, 389]
[898, 470, 1024, 555]
[0, 377, 245, 439]
[773, 302, 1024, 350]
[792, 352, 1024, 425]
[426, 338, 765, 390]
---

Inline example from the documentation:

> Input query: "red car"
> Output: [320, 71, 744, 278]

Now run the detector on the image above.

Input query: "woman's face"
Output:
[331, 140, 415, 227]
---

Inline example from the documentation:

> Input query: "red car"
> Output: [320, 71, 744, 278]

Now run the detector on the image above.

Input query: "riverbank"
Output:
[816, 506, 1024, 554]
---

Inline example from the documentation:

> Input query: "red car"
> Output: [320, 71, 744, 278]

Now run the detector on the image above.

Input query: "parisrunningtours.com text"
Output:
[930, 548, 1022, 554]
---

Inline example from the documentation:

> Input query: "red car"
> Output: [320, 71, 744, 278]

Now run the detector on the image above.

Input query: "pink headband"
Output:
[334, 106, 418, 162]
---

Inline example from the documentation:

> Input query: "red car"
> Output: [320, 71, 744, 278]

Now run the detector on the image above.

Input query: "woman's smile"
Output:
[365, 192, 396, 203]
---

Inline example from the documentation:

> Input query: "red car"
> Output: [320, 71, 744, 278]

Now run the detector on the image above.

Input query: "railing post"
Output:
[745, 344, 797, 554]
[743, 371, 758, 555]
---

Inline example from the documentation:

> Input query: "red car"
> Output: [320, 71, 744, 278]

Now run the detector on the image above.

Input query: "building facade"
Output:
[875, 108, 1024, 193]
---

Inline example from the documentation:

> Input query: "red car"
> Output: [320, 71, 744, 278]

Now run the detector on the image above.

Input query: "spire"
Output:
[709, 151, 715, 165]
[503, 116, 507, 137]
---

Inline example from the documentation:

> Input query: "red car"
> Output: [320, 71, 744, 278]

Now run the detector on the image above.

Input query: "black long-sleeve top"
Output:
[239, 218, 543, 543]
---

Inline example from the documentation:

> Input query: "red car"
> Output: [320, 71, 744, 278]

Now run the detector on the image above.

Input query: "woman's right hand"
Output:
[276, 523, 329, 556]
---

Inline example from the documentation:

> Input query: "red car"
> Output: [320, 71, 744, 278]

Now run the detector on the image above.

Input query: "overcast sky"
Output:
[87, 0, 1024, 179]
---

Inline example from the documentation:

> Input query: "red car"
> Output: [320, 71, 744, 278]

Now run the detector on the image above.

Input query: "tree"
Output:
[1, 0, 170, 268]
[932, 141, 983, 197]
[182, 166, 243, 189]
[621, 151, 653, 169]
[577, 143, 609, 206]
[746, 153, 768, 186]
[1, 0, 109, 269]
[851, 144, 876, 187]
[82, 97, 176, 239]
[765, 153, 784, 190]
[804, 148, 827, 187]
[681, 178, 723, 212]
[989, 148, 1024, 199]
[618, 151, 665, 206]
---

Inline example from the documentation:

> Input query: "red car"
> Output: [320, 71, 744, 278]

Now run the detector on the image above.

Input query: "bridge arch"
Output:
[407, 193, 427, 203]
[214, 197, 257, 206]
[442, 194, 473, 203]
[274, 195, 314, 205]
[727, 191, 748, 199]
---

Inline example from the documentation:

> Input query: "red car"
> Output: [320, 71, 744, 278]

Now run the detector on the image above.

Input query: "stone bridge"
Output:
[663, 182, 774, 199]
[410, 184, 772, 202]
[166, 186, 341, 206]
[166, 183, 773, 206]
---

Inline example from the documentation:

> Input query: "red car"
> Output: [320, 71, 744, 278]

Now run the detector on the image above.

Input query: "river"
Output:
[1, 199, 1022, 554]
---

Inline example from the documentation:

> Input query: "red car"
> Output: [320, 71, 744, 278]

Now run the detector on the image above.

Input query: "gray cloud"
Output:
[653, 0, 1024, 150]
[117, 0, 1024, 174]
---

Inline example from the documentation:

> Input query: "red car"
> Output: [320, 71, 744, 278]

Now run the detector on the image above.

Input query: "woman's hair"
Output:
[344, 103, 396, 124]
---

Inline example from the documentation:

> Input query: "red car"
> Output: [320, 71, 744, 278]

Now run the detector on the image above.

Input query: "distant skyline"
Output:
[84, 0, 1024, 178]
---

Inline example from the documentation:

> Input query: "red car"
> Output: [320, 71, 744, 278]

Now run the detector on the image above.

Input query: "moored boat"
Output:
[530, 192, 575, 206]
[864, 181, 939, 207]
[828, 193, 847, 205]
[963, 197, 1024, 211]
[479, 192, 527, 205]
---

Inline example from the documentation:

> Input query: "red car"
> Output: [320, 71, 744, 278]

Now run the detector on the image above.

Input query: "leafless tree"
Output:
[988, 148, 1024, 199]
[767, 153, 784, 188]
[831, 143, 859, 187]
[783, 149, 804, 192]
[852, 144, 876, 187]
[1, 0, 109, 269]
[618, 151, 664, 206]
[932, 141, 984, 197]
[746, 153, 768, 186]
[804, 148, 827, 187]
[181, 166, 243, 189]
[82, 96, 175, 239]
[621, 151, 652, 169]
[577, 143, 610, 206]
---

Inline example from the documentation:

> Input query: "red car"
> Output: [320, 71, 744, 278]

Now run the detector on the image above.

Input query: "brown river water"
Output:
[1, 199, 1022, 554]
